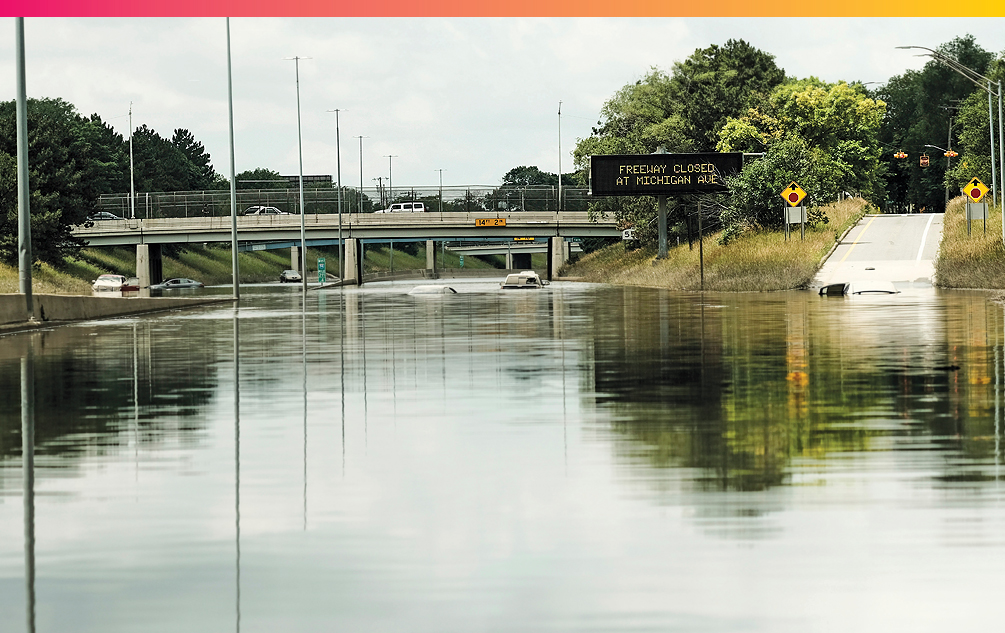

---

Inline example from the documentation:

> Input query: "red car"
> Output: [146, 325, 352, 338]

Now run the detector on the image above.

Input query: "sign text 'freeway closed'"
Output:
[589, 153, 743, 196]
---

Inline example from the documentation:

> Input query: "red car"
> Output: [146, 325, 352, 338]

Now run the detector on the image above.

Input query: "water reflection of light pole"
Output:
[21, 343, 36, 633]
[898, 46, 1004, 223]
[354, 136, 368, 214]
[232, 313, 241, 633]
[285, 55, 311, 292]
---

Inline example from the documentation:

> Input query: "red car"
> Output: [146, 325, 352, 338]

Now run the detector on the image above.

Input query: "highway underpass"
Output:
[72, 211, 618, 287]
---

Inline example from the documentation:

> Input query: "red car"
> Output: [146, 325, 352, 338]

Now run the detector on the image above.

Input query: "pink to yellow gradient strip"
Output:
[2, 0, 1003, 16]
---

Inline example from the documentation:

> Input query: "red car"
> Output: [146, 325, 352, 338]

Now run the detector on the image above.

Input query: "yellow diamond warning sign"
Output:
[781, 182, 807, 207]
[965, 178, 989, 203]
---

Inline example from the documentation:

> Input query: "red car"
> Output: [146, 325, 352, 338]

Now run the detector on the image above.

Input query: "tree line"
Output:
[571, 35, 1004, 247]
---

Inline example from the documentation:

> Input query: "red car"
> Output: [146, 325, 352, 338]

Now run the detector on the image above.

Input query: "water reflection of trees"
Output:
[592, 288, 1002, 492]
[0, 321, 220, 466]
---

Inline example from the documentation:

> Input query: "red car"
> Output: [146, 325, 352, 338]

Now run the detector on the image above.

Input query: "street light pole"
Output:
[328, 109, 343, 279]
[354, 136, 368, 214]
[285, 55, 311, 293]
[435, 169, 445, 216]
[557, 101, 562, 213]
[384, 155, 398, 206]
[226, 18, 239, 299]
[129, 102, 135, 220]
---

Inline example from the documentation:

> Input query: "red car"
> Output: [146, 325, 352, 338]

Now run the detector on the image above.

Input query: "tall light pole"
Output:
[384, 155, 398, 206]
[557, 100, 562, 213]
[226, 18, 239, 299]
[435, 168, 445, 216]
[285, 55, 311, 293]
[129, 102, 135, 220]
[328, 109, 344, 278]
[898, 46, 1004, 222]
[354, 135, 368, 214]
[15, 17, 32, 318]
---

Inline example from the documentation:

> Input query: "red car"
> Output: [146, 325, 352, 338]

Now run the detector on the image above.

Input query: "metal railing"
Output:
[98, 185, 592, 220]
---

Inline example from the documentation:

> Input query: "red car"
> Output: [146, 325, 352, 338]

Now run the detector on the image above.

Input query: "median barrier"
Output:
[0, 293, 231, 332]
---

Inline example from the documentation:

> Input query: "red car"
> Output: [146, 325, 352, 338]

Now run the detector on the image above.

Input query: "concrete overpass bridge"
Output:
[72, 211, 619, 285]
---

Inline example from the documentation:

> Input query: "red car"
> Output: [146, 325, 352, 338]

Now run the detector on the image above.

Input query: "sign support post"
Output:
[657, 195, 668, 259]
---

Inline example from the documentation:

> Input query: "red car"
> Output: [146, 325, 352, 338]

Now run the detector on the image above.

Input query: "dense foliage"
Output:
[0, 98, 220, 266]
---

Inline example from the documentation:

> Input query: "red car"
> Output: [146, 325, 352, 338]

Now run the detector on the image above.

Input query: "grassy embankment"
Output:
[934, 196, 1005, 289]
[0, 242, 506, 295]
[563, 197, 868, 291]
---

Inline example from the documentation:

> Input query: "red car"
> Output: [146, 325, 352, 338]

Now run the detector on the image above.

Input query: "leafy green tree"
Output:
[235, 167, 287, 189]
[877, 35, 993, 211]
[717, 78, 887, 210]
[667, 39, 786, 150]
[171, 128, 217, 190]
[130, 124, 197, 192]
[720, 135, 837, 243]
[572, 41, 784, 248]
[0, 98, 115, 265]
[944, 54, 1004, 192]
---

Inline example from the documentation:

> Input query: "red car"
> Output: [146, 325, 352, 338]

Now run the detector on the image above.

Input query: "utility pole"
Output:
[354, 136, 368, 214]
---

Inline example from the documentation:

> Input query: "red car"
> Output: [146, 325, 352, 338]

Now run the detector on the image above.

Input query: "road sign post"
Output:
[965, 178, 990, 236]
[317, 257, 325, 283]
[781, 182, 807, 241]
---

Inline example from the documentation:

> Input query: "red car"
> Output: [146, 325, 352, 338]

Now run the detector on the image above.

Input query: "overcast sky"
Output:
[1, 17, 1003, 191]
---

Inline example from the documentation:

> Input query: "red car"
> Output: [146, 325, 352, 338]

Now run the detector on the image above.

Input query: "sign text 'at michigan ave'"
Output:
[589, 153, 743, 196]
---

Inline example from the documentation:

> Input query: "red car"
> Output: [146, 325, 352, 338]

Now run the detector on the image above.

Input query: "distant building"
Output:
[284, 174, 333, 189]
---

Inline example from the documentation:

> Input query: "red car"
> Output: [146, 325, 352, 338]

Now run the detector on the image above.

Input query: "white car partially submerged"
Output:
[500, 271, 549, 289]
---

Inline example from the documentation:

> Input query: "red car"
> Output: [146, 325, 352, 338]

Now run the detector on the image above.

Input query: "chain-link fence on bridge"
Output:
[97, 185, 591, 220]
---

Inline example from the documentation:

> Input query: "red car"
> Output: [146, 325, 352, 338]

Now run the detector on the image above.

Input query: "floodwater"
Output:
[2, 280, 1004, 632]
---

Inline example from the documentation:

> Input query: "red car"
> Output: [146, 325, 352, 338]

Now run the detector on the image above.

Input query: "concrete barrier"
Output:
[0, 293, 231, 332]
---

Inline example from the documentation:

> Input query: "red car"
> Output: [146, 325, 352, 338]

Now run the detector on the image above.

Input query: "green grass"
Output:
[934, 196, 1005, 289]
[563, 197, 869, 291]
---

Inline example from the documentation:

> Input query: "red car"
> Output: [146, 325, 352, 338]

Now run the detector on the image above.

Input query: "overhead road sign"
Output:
[589, 152, 742, 196]
[781, 182, 807, 207]
[965, 178, 989, 203]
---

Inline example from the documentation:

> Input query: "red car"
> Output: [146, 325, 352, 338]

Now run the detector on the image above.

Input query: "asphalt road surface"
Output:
[814, 213, 944, 289]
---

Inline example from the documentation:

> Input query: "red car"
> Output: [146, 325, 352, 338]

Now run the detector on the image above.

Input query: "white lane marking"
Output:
[916, 214, 935, 262]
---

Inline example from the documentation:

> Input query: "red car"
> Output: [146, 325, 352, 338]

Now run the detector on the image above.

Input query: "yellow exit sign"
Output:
[476, 218, 506, 227]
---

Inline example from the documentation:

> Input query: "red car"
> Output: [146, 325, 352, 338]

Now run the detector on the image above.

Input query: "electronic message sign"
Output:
[589, 152, 743, 197]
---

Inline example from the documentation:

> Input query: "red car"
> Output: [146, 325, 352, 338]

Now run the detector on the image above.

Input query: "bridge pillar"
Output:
[343, 238, 362, 286]
[291, 246, 301, 272]
[136, 244, 163, 288]
[426, 240, 436, 273]
[548, 236, 567, 281]
[505, 250, 513, 269]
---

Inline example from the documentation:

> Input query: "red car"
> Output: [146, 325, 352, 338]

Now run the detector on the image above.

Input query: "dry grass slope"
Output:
[934, 196, 1005, 289]
[564, 198, 868, 292]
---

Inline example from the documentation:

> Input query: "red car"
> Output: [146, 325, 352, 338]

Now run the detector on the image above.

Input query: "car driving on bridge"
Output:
[243, 206, 288, 216]
[374, 202, 426, 214]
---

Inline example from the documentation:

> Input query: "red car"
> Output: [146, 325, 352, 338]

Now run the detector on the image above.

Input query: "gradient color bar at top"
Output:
[2, 0, 1002, 16]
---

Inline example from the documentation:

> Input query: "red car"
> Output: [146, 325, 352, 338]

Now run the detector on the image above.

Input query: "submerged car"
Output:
[279, 269, 303, 283]
[151, 278, 204, 290]
[408, 285, 457, 295]
[92, 274, 128, 292]
[500, 271, 549, 289]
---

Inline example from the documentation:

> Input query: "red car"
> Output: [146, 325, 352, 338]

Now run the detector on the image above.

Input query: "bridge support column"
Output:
[548, 236, 567, 281]
[136, 244, 162, 288]
[426, 240, 436, 274]
[343, 238, 362, 286]
[291, 246, 301, 272]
